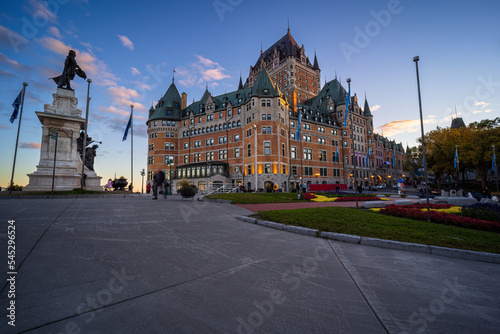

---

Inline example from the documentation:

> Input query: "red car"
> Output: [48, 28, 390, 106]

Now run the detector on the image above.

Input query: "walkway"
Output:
[0, 196, 498, 333]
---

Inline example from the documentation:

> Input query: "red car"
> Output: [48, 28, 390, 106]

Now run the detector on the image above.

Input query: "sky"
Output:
[1, 0, 499, 188]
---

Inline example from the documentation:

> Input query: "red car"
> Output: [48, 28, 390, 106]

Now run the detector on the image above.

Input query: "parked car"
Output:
[377, 184, 386, 189]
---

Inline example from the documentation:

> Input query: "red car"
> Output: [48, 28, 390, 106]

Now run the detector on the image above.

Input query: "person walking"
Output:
[146, 183, 151, 194]
[152, 168, 165, 200]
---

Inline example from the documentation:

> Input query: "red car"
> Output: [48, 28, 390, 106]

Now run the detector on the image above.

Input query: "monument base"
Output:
[24, 88, 103, 192]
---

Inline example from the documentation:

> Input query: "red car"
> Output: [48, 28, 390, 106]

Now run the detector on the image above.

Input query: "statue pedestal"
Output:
[24, 88, 102, 191]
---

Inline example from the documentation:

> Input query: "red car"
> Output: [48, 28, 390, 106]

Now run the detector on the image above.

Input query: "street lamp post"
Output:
[414, 56, 431, 222]
[167, 156, 174, 195]
[80, 78, 91, 189]
[347, 78, 358, 208]
[494, 145, 499, 195]
[140, 168, 145, 194]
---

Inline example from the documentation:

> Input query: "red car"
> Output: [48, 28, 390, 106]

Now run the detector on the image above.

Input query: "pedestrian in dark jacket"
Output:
[152, 168, 165, 200]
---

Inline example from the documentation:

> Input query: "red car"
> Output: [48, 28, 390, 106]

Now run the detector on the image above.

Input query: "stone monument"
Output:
[24, 51, 102, 191]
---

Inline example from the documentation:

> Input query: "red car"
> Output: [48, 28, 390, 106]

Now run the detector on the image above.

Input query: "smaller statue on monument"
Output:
[84, 144, 98, 171]
[50, 50, 87, 91]
[77, 131, 92, 160]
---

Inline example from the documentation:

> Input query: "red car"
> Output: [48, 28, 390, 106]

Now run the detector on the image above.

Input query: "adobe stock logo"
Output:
[340, 0, 409, 64]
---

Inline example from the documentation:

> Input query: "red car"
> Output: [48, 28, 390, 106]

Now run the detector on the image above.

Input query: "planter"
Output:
[179, 187, 197, 198]
[113, 179, 128, 191]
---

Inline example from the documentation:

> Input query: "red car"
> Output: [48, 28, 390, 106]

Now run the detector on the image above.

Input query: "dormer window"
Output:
[264, 89, 268, 94]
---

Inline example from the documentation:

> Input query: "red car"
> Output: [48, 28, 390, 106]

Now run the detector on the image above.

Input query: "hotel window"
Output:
[218, 150, 227, 159]
[234, 134, 240, 142]
[304, 148, 312, 160]
[170, 143, 175, 150]
[238, 108, 241, 114]
[234, 148, 240, 157]
[291, 133, 296, 140]
[247, 165, 252, 175]
[247, 144, 251, 157]
[264, 142, 271, 155]
[237, 120, 241, 127]
[282, 143, 286, 156]
[183, 155, 188, 163]
[162, 120, 166, 126]
[266, 114, 271, 120]
[262, 114, 266, 120]
[320, 168, 328, 176]
[148, 156, 153, 165]
[291, 121, 295, 127]
[166, 132, 170, 138]
[154, 121, 157, 126]
[267, 100, 271, 107]
[262, 100, 266, 107]
[184, 143, 188, 149]
[291, 146, 297, 159]
[149, 144, 154, 151]
[264, 164, 271, 174]
[164, 143, 170, 150]
[246, 129, 252, 137]
[282, 164, 286, 174]
[319, 150, 327, 161]
[343, 141, 348, 147]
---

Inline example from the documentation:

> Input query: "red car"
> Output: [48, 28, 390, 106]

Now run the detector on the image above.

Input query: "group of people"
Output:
[148, 167, 170, 200]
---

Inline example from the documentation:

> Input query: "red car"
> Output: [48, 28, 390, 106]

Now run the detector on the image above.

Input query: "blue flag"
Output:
[10, 89, 23, 123]
[366, 148, 371, 166]
[454, 147, 458, 168]
[336, 146, 339, 162]
[296, 111, 301, 141]
[493, 150, 496, 172]
[343, 85, 351, 127]
[392, 150, 396, 167]
[122, 113, 132, 141]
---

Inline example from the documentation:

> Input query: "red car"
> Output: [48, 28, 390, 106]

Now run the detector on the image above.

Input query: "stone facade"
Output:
[24, 88, 102, 191]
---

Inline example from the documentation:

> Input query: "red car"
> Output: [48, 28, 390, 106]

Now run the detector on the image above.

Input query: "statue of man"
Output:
[77, 131, 92, 160]
[84, 144, 98, 171]
[51, 50, 86, 90]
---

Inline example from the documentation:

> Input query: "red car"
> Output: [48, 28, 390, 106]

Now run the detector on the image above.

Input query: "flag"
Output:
[336, 146, 339, 162]
[122, 113, 132, 141]
[10, 89, 23, 123]
[493, 149, 496, 172]
[343, 85, 351, 127]
[454, 147, 458, 168]
[296, 111, 301, 141]
[366, 148, 371, 166]
[392, 150, 396, 167]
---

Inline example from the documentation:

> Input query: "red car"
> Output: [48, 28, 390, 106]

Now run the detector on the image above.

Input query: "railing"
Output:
[204, 185, 240, 196]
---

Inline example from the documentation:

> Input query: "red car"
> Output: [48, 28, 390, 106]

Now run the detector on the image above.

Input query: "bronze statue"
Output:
[84, 144, 98, 171]
[77, 131, 92, 159]
[51, 50, 86, 90]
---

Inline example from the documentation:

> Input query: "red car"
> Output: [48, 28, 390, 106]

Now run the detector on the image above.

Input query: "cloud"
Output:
[484, 109, 493, 113]
[473, 110, 482, 114]
[132, 80, 151, 91]
[474, 101, 490, 107]
[376, 118, 436, 137]
[131, 67, 141, 75]
[20, 142, 41, 149]
[106, 85, 145, 111]
[0, 123, 11, 130]
[98, 105, 129, 117]
[117, 35, 134, 50]
[177, 55, 231, 88]
[371, 105, 381, 111]
[0, 68, 15, 78]
[0, 25, 29, 51]
[0, 53, 30, 72]
[24, 0, 58, 23]
[48, 26, 62, 39]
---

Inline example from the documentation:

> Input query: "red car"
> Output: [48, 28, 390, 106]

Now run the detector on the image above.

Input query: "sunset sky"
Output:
[1, 0, 499, 188]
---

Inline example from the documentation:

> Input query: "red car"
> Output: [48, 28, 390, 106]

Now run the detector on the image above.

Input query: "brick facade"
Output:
[146, 30, 407, 192]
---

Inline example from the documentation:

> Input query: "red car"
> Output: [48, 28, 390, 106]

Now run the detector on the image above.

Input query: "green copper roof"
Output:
[148, 82, 182, 122]
[363, 97, 372, 116]
[251, 67, 280, 97]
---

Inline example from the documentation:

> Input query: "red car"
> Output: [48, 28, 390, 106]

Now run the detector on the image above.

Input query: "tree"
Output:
[423, 118, 500, 189]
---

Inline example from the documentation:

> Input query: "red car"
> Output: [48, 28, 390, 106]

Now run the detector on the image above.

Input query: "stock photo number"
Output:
[7, 219, 17, 327]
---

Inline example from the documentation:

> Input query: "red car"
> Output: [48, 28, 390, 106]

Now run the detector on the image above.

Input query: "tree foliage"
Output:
[421, 118, 500, 189]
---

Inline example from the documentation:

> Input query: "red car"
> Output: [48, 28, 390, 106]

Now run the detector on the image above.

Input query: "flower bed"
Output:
[379, 204, 500, 233]
[461, 203, 500, 223]
[302, 193, 316, 200]
[334, 196, 381, 202]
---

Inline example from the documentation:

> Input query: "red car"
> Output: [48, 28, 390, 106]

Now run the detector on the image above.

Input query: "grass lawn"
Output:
[255, 207, 500, 254]
[204, 192, 309, 204]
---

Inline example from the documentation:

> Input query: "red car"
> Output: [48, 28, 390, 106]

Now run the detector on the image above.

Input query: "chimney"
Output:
[181, 92, 187, 109]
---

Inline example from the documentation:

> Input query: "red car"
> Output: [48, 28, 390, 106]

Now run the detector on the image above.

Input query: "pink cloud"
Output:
[48, 26, 62, 39]
[24, 0, 57, 23]
[20, 142, 41, 149]
[377, 118, 436, 137]
[118, 35, 134, 50]
[131, 67, 141, 75]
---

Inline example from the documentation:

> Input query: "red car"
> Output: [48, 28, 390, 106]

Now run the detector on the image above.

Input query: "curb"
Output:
[235, 216, 500, 264]
[0, 193, 143, 199]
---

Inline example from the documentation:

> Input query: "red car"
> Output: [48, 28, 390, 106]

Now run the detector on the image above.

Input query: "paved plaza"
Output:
[1, 196, 499, 333]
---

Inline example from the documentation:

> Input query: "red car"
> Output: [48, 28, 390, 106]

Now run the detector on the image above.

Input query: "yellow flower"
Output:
[311, 195, 337, 202]
[421, 206, 462, 214]
[370, 208, 382, 212]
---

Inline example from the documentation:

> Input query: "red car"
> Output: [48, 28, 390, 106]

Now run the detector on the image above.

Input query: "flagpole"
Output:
[130, 105, 134, 192]
[347, 78, 358, 208]
[414, 56, 430, 222]
[81, 78, 92, 189]
[9, 82, 28, 194]
[493, 145, 498, 195]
